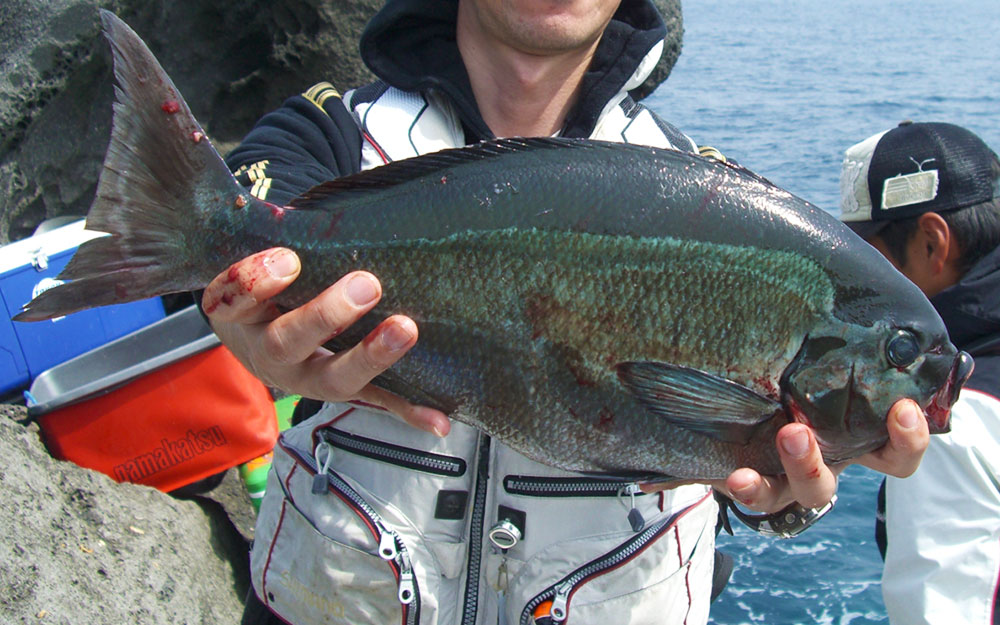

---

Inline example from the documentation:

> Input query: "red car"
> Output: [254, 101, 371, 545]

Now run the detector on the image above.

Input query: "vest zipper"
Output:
[460, 434, 491, 625]
[504, 475, 644, 498]
[518, 511, 681, 625]
[285, 439, 421, 624]
[505, 476, 648, 532]
[321, 427, 467, 476]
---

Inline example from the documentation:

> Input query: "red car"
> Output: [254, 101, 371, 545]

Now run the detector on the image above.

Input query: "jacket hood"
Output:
[932, 244, 1000, 350]
[359, 0, 668, 140]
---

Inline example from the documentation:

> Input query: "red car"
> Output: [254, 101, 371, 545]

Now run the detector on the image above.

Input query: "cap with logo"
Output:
[839, 121, 999, 239]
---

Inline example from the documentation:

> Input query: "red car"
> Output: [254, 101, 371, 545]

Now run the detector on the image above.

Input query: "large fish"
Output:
[17, 11, 972, 479]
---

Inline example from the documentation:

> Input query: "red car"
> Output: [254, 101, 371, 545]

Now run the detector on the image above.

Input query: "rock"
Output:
[0, 0, 682, 243]
[0, 403, 250, 624]
[635, 0, 684, 102]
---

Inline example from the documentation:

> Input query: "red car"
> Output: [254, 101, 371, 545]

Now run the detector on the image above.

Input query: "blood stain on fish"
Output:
[597, 407, 615, 431]
[321, 213, 344, 239]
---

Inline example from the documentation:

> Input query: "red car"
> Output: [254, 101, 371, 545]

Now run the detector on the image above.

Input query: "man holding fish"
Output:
[15, 1, 952, 624]
[199, 2, 933, 624]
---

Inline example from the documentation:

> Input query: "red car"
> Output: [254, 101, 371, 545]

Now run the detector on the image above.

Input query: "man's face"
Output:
[461, 0, 623, 55]
[866, 235, 906, 273]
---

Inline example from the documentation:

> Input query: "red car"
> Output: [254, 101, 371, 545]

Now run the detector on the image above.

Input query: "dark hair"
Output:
[877, 157, 1000, 273]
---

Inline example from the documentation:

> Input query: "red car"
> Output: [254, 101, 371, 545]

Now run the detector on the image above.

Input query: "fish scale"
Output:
[352, 229, 832, 393]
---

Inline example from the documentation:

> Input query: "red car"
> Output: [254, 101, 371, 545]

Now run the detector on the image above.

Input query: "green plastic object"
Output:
[238, 452, 273, 512]
[273, 395, 301, 432]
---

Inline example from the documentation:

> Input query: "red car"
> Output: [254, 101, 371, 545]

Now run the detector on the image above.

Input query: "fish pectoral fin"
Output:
[615, 361, 780, 445]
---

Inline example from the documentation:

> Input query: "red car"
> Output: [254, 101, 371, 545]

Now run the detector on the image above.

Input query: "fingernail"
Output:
[380, 322, 414, 352]
[897, 402, 921, 430]
[413, 407, 449, 438]
[346, 274, 378, 306]
[731, 484, 755, 505]
[265, 250, 298, 278]
[781, 429, 811, 458]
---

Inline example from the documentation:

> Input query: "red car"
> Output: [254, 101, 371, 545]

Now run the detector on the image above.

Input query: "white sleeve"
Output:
[881, 389, 1000, 625]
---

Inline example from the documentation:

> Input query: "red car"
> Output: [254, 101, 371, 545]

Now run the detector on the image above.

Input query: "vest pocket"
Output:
[505, 494, 714, 625]
[251, 437, 430, 625]
[322, 427, 467, 477]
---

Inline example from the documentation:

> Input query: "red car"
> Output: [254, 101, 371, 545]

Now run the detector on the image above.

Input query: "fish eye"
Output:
[886, 329, 920, 368]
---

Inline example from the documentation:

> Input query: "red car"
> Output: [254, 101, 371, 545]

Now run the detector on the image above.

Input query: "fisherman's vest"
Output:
[249, 83, 718, 625]
[343, 81, 696, 168]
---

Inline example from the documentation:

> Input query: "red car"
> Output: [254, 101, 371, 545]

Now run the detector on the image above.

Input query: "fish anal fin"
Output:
[616, 361, 780, 445]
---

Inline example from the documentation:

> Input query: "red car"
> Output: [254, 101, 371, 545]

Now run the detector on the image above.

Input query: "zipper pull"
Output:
[312, 441, 333, 495]
[495, 555, 510, 625]
[377, 529, 399, 561]
[396, 550, 415, 604]
[550, 581, 572, 622]
[618, 483, 646, 532]
[373, 522, 411, 604]
[496, 555, 509, 592]
[496, 555, 510, 625]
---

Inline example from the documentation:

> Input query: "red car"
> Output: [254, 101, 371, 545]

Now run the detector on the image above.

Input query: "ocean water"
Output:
[644, 1, 1000, 623]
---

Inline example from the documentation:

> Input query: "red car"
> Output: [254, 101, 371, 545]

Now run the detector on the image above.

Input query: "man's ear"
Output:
[915, 213, 951, 272]
[911, 212, 962, 295]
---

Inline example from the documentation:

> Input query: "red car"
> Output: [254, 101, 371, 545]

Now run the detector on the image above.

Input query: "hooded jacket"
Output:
[933, 244, 1000, 392]
[357, 0, 672, 141]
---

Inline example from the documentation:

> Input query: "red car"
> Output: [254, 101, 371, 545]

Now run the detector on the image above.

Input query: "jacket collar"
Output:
[359, 0, 668, 141]
[932, 244, 1000, 350]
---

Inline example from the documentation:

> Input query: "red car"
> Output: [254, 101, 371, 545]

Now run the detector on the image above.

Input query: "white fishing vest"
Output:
[345, 84, 697, 169]
[249, 84, 717, 625]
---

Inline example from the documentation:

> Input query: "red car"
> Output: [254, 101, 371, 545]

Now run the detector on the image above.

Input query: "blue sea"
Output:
[645, 1, 1000, 623]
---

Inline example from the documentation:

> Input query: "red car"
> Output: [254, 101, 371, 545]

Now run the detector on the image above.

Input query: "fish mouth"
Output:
[924, 351, 974, 433]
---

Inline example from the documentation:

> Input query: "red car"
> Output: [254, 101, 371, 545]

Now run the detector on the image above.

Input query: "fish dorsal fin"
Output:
[616, 361, 781, 445]
[287, 137, 620, 209]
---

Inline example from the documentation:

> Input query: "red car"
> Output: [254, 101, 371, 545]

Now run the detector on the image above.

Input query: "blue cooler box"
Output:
[0, 219, 165, 395]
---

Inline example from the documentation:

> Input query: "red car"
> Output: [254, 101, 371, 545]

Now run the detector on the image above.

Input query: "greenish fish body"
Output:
[17, 12, 972, 479]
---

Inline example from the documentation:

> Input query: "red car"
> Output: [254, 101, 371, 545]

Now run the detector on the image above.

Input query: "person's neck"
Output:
[456, 15, 599, 138]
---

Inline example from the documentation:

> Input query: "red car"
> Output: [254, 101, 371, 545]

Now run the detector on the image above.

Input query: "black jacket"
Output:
[933, 244, 1000, 397]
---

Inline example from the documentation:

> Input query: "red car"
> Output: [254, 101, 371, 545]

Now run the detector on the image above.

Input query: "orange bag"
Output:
[38, 345, 278, 493]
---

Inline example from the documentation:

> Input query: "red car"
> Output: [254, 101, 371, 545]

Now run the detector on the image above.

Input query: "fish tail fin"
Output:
[15, 10, 249, 322]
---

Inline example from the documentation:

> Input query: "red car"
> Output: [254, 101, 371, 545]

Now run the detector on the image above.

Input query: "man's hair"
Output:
[876, 157, 1000, 273]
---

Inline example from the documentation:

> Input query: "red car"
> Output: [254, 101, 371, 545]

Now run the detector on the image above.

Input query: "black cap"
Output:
[839, 121, 999, 239]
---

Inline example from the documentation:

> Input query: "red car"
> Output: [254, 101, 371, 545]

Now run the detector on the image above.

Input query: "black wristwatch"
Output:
[719, 494, 837, 539]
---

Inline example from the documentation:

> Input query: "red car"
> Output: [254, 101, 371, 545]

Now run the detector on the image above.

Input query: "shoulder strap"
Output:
[592, 94, 695, 152]
[345, 83, 465, 167]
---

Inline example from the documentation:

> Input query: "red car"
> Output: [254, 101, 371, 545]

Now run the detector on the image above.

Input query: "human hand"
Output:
[202, 247, 451, 436]
[643, 399, 929, 513]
